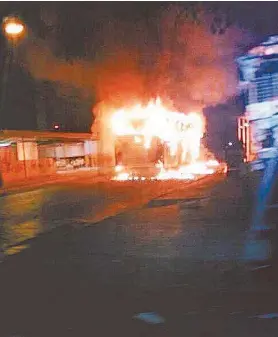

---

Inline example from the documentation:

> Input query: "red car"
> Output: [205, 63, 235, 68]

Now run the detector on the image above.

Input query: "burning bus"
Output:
[93, 98, 218, 180]
[111, 98, 207, 180]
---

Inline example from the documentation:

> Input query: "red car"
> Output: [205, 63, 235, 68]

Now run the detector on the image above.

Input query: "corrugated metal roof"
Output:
[0, 130, 98, 142]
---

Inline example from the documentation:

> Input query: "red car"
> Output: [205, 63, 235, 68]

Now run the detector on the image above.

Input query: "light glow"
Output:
[3, 17, 25, 38]
[113, 172, 129, 181]
[206, 159, 219, 167]
[115, 165, 124, 173]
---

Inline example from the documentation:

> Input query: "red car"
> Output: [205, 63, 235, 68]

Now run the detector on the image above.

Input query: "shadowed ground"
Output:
[1, 173, 278, 337]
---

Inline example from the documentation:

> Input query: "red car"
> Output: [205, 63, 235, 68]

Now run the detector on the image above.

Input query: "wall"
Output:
[39, 140, 99, 170]
[39, 142, 85, 158]
[0, 138, 100, 186]
[0, 144, 56, 185]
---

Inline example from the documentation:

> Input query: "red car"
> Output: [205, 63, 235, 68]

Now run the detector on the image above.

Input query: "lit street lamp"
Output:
[3, 16, 25, 40]
[0, 16, 26, 187]
[0, 16, 26, 128]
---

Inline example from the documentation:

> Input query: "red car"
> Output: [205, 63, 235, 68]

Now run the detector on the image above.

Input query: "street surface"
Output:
[1, 173, 278, 337]
[0, 175, 205, 254]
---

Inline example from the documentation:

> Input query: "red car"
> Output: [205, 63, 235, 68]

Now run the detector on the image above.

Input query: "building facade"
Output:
[0, 130, 98, 186]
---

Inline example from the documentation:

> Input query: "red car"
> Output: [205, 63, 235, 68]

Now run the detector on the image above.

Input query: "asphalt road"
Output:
[1, 174, 278, 337]
[0, 176, 193, 254]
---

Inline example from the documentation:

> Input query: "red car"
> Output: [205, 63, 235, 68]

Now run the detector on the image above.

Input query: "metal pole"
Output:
[246, 122, 250, 162]
[0, 43, 13, 128]
[0, 43, 10, 185]
[22, 137, 27, 178]
[242, 120, 246, 155]
[238, 117, 242, 142]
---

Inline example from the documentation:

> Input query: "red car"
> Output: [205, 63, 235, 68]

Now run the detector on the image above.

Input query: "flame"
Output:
[115, 165, 124, 173]
[110, 98, 219, 181]
[112, 161, 217, 182]
[206, 159, 219, 167]
[111, 98, 203, 157]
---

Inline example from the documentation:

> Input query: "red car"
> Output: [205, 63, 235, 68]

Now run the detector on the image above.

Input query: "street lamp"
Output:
[0, 16, 26, 128]
[0, 16, 26, 186]
[2, 16, 25, 40]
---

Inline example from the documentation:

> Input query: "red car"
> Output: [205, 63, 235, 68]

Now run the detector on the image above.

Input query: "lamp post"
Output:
[0, 16, 26, 186]
[0, 16, 26, 127]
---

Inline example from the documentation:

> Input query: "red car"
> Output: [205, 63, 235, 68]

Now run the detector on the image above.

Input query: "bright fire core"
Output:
[111, 98, 218, 180]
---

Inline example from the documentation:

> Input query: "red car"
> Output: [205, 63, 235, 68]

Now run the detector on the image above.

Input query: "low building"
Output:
[0, 130, 98, 185]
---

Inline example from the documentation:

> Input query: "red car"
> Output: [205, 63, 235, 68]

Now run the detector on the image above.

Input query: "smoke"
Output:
[24, 38, 146, 105]
[154, 5, 251, 111]
[23, 4, 250, 119]
[24, 39, 94, 96]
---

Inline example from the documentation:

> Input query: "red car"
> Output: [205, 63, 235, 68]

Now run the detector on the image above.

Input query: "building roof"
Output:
[0, 130, 98, 142]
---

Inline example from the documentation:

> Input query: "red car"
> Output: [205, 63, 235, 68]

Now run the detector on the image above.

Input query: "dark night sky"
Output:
[0, 2, 278, 155]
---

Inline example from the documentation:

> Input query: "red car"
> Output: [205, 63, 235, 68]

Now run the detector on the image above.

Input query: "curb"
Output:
[0, 172, 107, 197]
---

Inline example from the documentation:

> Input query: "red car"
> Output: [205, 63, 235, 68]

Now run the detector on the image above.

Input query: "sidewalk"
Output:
[0, 168, 107, 196]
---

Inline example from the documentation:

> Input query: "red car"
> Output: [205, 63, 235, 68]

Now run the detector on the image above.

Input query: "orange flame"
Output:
[111, 98, 203, 160]
[109, 98, 218, 181]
